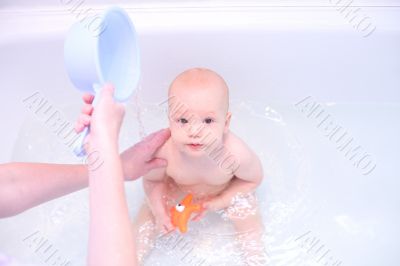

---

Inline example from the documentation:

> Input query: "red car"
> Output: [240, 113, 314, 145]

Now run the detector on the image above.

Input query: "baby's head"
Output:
[167, 68, 231, 156]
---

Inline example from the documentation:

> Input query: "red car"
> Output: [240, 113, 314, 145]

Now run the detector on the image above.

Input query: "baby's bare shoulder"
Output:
[225, 131, 256, 161]
[224, 131, 263, 181]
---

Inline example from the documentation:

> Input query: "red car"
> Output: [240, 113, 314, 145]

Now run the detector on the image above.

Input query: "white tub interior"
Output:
[0, 2, 399, 266]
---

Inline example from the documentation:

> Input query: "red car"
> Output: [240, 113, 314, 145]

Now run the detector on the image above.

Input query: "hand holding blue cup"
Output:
[64, 6, 140, 157]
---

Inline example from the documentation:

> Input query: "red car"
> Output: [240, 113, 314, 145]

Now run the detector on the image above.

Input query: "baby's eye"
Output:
[204, 118, 214, 124]
[178, 118, 188, 124]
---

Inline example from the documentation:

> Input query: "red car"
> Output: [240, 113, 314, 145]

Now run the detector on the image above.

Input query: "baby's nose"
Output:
[188, 122, 203, 138]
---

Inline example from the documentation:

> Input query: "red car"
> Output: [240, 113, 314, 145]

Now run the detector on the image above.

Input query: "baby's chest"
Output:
[166, 161, 232, 186]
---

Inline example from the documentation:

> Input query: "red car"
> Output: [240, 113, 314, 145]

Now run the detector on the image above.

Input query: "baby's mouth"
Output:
[186, 143, 204, 150]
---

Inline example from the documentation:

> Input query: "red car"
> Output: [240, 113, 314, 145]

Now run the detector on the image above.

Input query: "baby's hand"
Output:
[203, 196, 228, 211]
[191, 197, 227, 222]
[154, 211, 175, 234]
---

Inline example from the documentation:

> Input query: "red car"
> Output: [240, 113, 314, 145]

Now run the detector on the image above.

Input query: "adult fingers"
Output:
[144, 128, 171, 151]
[146, 158, 168, 170]
[98, 83, 114, 101]
[79, 114, 91, 126]
[82, 93, 95, 104]
[74, 122, 84, 133]
[81, 104, 93, 115]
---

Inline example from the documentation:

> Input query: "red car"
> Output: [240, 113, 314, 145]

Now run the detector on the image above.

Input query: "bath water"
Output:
[0, 96, 398, 266]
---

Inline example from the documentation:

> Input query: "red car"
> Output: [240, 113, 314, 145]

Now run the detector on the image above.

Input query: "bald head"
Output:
[168, 68, 229, 112]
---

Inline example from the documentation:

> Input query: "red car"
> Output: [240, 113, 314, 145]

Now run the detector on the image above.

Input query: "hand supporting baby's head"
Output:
[167, 68, 232, 155]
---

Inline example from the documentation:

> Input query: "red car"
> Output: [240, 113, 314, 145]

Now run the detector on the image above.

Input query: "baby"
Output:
[134, 68, 268, 265]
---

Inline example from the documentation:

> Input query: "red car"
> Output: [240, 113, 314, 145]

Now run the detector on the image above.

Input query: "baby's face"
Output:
[168, 77, 230, 157]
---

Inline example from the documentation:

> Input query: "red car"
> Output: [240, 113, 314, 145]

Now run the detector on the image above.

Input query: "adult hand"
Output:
[75, 90, 171, 180]
[120, 128, 170, 180]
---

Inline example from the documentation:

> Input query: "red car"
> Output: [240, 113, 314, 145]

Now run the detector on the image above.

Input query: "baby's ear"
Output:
[224, 112, 232, 132]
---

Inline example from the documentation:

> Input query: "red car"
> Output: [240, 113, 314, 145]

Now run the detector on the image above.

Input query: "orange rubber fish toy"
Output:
[170, 194, 203, 233]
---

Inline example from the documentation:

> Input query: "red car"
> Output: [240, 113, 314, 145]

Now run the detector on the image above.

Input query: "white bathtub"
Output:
[0, 1, 399, 266]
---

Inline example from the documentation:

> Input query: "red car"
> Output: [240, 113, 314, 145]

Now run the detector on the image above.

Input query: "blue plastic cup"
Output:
[64, 6, 140, 157]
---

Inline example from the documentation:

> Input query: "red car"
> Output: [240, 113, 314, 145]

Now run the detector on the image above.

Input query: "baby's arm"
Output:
[205, 148, 263, 211]
[143, 168, 175, 233]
